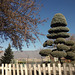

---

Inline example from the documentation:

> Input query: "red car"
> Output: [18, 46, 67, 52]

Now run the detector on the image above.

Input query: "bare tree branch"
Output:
[0, 0, 47, 50]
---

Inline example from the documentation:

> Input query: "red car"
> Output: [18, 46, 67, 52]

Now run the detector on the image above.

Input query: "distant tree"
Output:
[0, 0, 47, 49]
[40, 13, 75, 63]
[1, 44, 14, 64]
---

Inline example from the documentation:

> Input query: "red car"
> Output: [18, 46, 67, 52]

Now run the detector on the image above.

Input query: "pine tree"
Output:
[40, 13, 75, 63]
[1, 44, 14, 64]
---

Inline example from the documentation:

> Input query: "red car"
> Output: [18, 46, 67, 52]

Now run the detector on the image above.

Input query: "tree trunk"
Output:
[59, 58, 62, 64]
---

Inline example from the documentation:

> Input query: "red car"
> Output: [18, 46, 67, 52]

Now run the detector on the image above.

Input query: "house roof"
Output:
[0, 50, 43, 59]
[0, 51, 3, 53]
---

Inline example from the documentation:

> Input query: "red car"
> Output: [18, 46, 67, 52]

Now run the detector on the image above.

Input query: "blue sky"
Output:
[1, 0, 75, 51]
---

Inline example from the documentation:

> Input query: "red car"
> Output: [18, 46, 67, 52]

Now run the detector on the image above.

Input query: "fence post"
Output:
[43, 64, 46, 75]
[2, 64, 4, 75]
[58, 63, 62, 75]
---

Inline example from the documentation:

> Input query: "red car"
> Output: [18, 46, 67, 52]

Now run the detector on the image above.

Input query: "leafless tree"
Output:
[0, 0, 47, 49]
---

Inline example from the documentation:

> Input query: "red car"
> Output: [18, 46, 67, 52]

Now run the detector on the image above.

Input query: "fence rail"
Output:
[0, 63, 75, 75]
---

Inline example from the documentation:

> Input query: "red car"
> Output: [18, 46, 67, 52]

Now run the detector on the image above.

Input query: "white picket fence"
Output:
[0, 63, 75, 75]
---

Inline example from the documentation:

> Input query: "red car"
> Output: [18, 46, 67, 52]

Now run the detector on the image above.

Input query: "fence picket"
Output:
[9, 64, 11, 75]
[74, 64, 75, 71]
[17, 64, 19, 75]
[53, 63, 56, 75]
[13, 64, 15, 75]
[34, 64, 37, 75]
[69, 64, 73, 75]
[20, 64, 23, 75]
[48, 64, 51, 75]
[38, 64, 41, 75]
[63, 63, 67, 75]
[24, 64, 28, 75]
[29, 64, 32, 75]
[43, 64, 46, 75]
[5, 64, 8, 75]
[58, 63, 62, 75]
[2, 64, 4, 75]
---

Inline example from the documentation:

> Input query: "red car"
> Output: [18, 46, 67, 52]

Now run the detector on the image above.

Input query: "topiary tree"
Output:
[1, 44, 14, 64]
[40, 13, 75, 63]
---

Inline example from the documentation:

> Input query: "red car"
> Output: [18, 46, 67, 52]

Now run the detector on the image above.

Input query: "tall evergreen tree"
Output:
[40, 13, 75, 63]
[1, 44, 14, 64]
